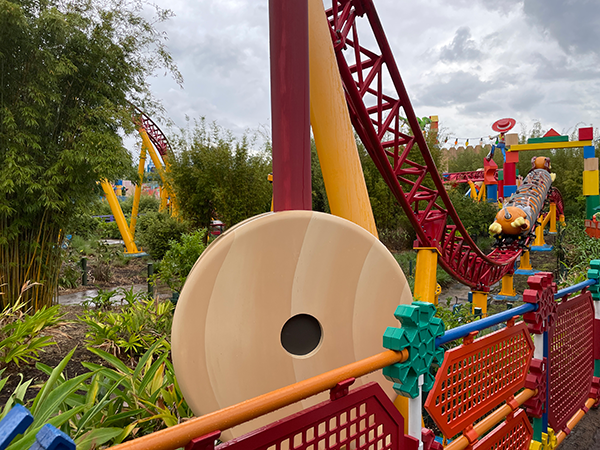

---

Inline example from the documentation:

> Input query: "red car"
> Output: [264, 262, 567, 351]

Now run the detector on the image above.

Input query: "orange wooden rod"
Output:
[445, 389, 537, 450]
[110, 349, 409, 450]
[555, 398, 597, 445]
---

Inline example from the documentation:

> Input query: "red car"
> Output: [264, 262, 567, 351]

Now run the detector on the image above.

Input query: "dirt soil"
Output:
[58, 257, 149, 296]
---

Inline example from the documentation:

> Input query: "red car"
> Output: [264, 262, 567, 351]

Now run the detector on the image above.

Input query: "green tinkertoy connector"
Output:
[588, 260, 600, 301]
[382, 301, 445, 399]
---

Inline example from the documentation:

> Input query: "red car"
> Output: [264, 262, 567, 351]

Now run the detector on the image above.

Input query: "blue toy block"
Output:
[29, 425, 75, 450]
[0, 404, 33, 450]
[531, 244, 553, 252]
[486, 184, 498, 202]
[584, 146, 596, 159]
[503, 185, 517, 198]
[515, 268, 541, 275]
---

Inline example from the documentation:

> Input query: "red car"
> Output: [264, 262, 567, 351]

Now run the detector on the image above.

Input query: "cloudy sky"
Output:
[141, 0, 600, 150]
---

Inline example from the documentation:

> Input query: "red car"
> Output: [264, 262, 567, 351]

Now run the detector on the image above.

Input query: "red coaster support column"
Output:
[269, 0, 312, 211]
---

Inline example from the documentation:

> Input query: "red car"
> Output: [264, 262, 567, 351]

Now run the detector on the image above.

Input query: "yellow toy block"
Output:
[505, 133, 519, 145]
[429, 115, 438, 122]
[584, 157, 598, 171]
[583, 170, 600, 196]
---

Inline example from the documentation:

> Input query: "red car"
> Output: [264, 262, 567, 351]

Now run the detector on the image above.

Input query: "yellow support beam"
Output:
[507, 140, 592, 152]
[130, 145, 148, 238]
[414, 248, 438, 305]
[308, 0, 378, 238]
[520, 251, 533, 271]
[548, 203, 557, 233]
[499, 274, 516, 297]
[472, 291, 488, 315]
[533, 224, 545, 247]
[100, 180, 140, 254]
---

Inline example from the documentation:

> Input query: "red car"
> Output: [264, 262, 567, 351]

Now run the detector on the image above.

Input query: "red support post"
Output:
[269, 0, 312, 211]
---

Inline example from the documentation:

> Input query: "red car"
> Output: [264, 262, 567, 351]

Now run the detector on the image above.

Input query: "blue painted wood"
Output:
[0, 404, 33, 450]
[29, 425, 75, 450]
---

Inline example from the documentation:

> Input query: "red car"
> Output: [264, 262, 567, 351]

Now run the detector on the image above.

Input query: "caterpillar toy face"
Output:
[489, 207, 530, 236]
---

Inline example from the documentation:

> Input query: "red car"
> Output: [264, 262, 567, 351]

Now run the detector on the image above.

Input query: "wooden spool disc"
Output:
[172, 211, 412, 438]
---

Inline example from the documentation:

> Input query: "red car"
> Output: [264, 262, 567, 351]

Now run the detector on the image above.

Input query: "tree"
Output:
[0, 0, 179, 309]
[169, 119, 273, 231]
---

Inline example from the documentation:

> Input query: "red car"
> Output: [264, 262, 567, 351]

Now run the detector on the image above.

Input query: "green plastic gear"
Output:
[588, 260, 600, 301]
[382, 301, 445, 399]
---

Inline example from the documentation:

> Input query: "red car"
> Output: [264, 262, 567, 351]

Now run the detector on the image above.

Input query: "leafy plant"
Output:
[81, 340, 193, 437]
[79, 290, 174, 359]
[0, 341, 192, 449]
[434, 298, 478, 349]
[155, 229, 207, 292]
[0, 295, 63, 367]
[135, 211, 190, 260]
[90, 243, 121, 283]
[555, 219, 600, 287]
[58, 253, 82, 289]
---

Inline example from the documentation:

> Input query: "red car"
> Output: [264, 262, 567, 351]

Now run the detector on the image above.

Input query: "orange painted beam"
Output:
[555, 398, 597, 445]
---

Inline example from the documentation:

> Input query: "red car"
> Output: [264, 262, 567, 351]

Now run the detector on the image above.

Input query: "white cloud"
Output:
[137, 0, 600, 153]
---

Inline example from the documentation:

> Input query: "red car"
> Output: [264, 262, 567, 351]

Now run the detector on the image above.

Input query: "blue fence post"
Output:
[0, 404, 33, 450]
[0, 406, 75, 450]
[29, 425, 75, 450]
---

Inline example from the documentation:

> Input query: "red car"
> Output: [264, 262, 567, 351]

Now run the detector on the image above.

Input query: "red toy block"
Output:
[504, 162, 516, 185]
[505, 151, 519, 163]
[544, 128, 560, 137]
[579, 127, 594, 141]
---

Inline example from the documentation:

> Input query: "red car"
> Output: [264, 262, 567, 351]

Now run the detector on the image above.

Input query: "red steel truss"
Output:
[133, 107, 172, 159]
[443, 171, 486, 184]
[325, 0, 522, 289]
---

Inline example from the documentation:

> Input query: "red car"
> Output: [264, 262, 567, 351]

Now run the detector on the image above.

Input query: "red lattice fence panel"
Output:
[473, 409, 532, 450]
[218, 382, 417, 450]
[548, 291, 595, 432]
[425, 322, 534, 438]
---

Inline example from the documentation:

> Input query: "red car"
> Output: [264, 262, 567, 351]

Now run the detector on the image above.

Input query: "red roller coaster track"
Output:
[325, 0, 522, 290]
[133, 107, 172, 159]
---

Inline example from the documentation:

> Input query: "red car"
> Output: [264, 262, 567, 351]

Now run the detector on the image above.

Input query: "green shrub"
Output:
[447, 188, 498, 237]
[135, 211, 190, 259]
[156, 229, 207, 292]
[98, 220, 121, 240]
[58, 254, 82, 289]
[120, 192, 161, 215]
[89, 243, 121, 282]
[555, 219, 600, 286]
[379, 228, 412, 252]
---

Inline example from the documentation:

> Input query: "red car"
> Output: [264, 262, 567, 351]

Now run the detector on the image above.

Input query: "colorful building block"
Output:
[505, 133, 519, 146]
[504, 162, 516, 185]
[505, 151, 519, 163]
[486, 184, 497, 202]
[527, 136, 568, 144]
[585, 158, 599, 172]
[583, 170, 600, 196]
[587, 195, 600, 219]
[498, 169, 503, 181]
[504, 185, 517, 198]
[584, 146, 596, 159]
[580, 127, 594, 141]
